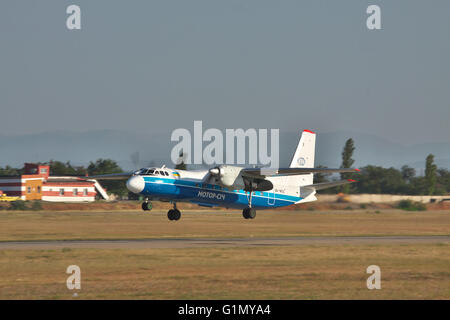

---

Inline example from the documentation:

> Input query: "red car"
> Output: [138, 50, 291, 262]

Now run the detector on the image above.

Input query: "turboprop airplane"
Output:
[88, 130, 359, 221]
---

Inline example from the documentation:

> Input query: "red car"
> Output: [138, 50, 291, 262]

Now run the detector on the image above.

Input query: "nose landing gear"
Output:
[142, 198, 152, 211]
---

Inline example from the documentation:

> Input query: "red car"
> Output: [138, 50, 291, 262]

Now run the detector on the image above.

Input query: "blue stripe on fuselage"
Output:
[139, 176, 301, 209]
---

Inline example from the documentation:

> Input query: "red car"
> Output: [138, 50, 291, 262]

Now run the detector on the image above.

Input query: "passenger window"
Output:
[165, 172, 169, 176]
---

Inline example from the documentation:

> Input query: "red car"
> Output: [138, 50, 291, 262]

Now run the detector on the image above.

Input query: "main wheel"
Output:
[242, 208, 250, 219]
[168, 209, 181, 221]
[173, 209, 181, 221]
[142, 202, 152, 211]
[248, 208, 256, 219]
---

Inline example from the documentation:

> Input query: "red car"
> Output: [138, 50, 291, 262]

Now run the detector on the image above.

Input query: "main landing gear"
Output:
[167, 202, 181, 221]
[243, 207, 256, 219]
[242, 190, 256, 219]
[142, 198, 152, 211]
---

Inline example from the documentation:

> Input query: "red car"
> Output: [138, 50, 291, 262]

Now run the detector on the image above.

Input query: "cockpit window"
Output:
[136, 168, 174, 176]
[137, 168, 159, 175]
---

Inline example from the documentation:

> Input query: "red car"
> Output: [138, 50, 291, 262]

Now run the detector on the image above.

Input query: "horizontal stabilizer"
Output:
[242, 167, 360, 177]
[304, 179, 356, 191]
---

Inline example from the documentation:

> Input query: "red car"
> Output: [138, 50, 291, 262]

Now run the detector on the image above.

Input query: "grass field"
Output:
[0, 209, 449, 241]
[0, 209, 449, 299]
[0, 244, 448, 299]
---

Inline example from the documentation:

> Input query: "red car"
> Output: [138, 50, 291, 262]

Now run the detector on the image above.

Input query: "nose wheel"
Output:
[142, 200, 152, 211]
[168, 202, 181, 221]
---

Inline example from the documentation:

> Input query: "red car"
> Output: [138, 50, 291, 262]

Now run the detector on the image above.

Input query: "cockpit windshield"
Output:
[135, 168, 169, 176]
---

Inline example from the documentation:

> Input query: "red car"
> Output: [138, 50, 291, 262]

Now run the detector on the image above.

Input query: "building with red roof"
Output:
[0, 163, 109, 202]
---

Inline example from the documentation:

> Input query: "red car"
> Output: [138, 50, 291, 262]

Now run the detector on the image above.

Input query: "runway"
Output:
[0, 235, 448, 250]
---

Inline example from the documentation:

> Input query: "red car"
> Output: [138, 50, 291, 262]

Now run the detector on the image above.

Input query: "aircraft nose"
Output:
[126, 176, 145, 194]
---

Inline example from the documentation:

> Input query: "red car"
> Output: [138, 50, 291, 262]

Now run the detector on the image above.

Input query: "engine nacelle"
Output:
[209, 165, 273, 191]
[210, 165, 245, 190]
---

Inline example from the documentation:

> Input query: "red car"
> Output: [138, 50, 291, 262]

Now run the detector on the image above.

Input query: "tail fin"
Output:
[287, 130, 316, 187]
[289, 130, 316, 168]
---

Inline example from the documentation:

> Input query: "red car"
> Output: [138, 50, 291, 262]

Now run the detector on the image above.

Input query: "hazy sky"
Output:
[0, 0, 449, 144]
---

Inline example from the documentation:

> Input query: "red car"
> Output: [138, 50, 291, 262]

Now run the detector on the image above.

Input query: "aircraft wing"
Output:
[241, 167, 360, 178]
[81, 172, 133, 180]
[303, 179, 357, 191]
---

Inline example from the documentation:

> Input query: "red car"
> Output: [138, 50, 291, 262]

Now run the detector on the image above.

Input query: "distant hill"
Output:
[1, 130, 449, 173]
[0, 130, 171, 170]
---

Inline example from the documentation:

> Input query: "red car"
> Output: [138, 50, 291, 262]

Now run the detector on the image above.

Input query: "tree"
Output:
[340, 138, 355, 193]
[436, 168, 450, 194]
[87, 159, 123, 175]
[425, 154, 437, 195]
[87, 159, 127, 196]
[48, 160, 86, 176]
[355, 165, 406, 194]
[401, 165, 416, 182]
[407, 176, 428, 195]
[0, 165, 23, 176]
